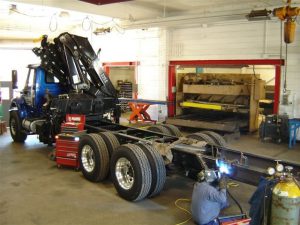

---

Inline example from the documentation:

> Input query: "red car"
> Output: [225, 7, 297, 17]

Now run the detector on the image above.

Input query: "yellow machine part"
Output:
[273, 2, 300, 44]
[284, 20, 296, 43]
[273, 179, 300, 198]
[180, 101, 222, 110]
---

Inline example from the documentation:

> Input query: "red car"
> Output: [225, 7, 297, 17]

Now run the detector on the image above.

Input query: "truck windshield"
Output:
[45, 71, 59, 83]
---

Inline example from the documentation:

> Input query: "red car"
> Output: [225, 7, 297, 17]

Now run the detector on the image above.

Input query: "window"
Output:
[25, 68, 35, 88]
[45, 71, 59, 83]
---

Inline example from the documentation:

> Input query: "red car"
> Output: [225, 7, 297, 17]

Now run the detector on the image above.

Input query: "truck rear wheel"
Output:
[147, 125, 172, 135]
[186, 132, 216, 145]
[79, 134, 109, 182]
[111, 144, 152, 201]
[99, 132, 120, 158]
[9, 111, 27, 142]
[161, 124, 182, 137]
[200, 131, 227, 147]
[137, 143, 166, 198]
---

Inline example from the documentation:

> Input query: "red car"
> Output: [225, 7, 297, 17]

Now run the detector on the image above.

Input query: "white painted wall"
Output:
[169, 20, 300, 118]
[73, 20, 300, 120]
[74, 28, 167, 101]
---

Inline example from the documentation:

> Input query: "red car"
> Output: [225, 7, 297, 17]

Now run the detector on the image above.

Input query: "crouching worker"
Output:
[191, 170, 228, 225]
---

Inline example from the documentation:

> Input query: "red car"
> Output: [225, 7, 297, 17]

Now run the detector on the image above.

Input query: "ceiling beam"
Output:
[79, 0, 132, 5]
[121, 11, 249, 29]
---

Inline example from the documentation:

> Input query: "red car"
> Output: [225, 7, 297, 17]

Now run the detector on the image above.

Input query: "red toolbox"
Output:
[61, 114, 86, 133]
[56, 114, 86, 169]
[56, 134, 81, 169]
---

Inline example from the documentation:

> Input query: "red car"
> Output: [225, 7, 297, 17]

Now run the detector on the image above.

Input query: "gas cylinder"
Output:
[270, 175, 300, 225]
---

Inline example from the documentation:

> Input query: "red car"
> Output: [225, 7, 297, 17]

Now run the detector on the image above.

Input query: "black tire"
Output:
[99, 132, 120, 158]
[79, 134, 110, 182]
[200, 131, 227, 147]
[162, 124, 182, 137]
[147, 125, 172, 135]
[9, 111, 27, 142]
[110, 144, 152, 201]
[137, 143, 166, 198]
[186, 132, 216, 145]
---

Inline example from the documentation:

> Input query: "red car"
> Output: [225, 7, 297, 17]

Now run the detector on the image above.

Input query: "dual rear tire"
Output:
[110, 143, 166, 201]
[147, 124, 182, 137]
[78, 132, 166, 201]
[79, 134, 110, 182]
[187, 130, 227, 147]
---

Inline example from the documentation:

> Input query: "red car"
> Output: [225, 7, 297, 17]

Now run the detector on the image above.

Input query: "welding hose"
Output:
[227, 188, 244, 215]
[220, 175, 244, 215]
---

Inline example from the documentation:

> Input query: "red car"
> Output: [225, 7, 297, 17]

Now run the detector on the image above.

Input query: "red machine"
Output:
[128, 102, 156, 124]
[56, 114, 86, 169]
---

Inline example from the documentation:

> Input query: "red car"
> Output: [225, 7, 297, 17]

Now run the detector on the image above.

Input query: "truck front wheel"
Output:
[9, 111, 27, 142]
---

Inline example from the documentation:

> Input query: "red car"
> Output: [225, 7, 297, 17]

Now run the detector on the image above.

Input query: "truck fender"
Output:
[9, 97, 27, 119]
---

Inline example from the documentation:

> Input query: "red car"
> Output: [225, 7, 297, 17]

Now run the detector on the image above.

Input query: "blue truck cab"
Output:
[9, 64, 66, 142]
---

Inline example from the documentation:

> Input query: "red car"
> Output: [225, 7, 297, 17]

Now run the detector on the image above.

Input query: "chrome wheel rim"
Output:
[10, 118, 17, 136]
[81, 145, 95, 172]
[115, 157, 134, 190]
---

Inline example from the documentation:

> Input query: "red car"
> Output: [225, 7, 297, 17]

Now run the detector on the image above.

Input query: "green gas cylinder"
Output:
[270, 177, 300, 225]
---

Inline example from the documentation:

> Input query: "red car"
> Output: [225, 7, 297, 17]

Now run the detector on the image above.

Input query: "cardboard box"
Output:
[0, 121, 7, 135]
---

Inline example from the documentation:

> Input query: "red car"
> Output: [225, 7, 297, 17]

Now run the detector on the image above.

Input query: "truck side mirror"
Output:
[12, 70, 18, 89]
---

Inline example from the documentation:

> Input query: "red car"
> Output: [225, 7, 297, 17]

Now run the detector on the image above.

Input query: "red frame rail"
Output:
[168, 59, 284, 117]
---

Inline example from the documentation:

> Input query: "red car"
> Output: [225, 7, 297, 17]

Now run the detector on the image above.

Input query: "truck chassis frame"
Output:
[67, 118, 300, 201]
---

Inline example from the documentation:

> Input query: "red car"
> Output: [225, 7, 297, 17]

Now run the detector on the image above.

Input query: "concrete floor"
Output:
[0, 126, 299, 225]
[229, 133, 300, 164]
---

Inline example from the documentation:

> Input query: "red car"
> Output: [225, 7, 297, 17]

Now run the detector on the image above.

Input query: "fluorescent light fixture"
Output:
[59, 11, 70, 18]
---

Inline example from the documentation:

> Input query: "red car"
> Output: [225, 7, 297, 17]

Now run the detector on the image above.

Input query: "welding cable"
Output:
[49, 14, 58, 32]
[262, 182, 269, 225]
[174, 198, 192, 225]
[227, 188, 244, 215]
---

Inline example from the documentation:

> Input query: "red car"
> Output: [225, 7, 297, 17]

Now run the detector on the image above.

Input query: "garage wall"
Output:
[169, 20, 300, 118]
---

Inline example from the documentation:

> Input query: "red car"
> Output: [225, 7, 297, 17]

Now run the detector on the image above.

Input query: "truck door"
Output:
[34, 67, 62, 110]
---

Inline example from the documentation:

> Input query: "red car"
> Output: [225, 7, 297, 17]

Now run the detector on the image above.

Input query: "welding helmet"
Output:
[197, 169, 218, 183]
